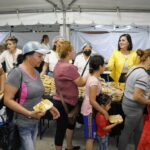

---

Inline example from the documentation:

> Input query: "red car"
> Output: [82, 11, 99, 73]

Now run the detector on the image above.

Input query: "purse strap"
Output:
[81, 57, 90, 76]
[55, 79, 69, 114]
[122, 67, 147, 100]
[125, 67, 146, 82]
[14, 68, 23, 104]
[58, 90, 69, 114]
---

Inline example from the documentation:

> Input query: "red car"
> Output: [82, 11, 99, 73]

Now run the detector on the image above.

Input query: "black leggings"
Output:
[53, 100, 76, 146]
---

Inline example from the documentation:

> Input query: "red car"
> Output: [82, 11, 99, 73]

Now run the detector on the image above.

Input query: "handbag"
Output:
[58, 89, 80, 125]
[0, 68, 22, 150]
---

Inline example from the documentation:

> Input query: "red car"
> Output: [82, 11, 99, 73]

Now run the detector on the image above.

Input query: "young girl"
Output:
[81, 55, 109, 150]
[96, 94, 121, 150]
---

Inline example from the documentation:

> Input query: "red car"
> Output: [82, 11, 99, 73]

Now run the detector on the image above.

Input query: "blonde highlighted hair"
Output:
[6, 36, 18, 44]
[137, 49, 150, 62]
[57, 41, 72, 59]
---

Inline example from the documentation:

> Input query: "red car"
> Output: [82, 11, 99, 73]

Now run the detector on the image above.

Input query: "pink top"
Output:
[81, 75, 101, 116]
[54, 60, 80, 106]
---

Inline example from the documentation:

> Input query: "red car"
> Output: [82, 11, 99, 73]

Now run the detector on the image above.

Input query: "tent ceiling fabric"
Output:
[0, 0, 150, 12]
[0, 0, 150, 26]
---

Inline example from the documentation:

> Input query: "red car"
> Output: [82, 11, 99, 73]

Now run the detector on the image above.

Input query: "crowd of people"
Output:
[0, 33, 150, 150]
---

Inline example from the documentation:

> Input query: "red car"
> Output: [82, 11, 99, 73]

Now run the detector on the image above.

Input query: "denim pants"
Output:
[18, 123, 38, 150]
[97, 134, 109, 150]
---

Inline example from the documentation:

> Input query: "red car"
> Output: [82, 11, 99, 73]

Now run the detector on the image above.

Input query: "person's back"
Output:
[54, 60, 79, 106]
[123, 66, 149, 110]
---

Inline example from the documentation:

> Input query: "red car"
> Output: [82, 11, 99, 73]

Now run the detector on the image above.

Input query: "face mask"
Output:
[83, 50, 91, 56]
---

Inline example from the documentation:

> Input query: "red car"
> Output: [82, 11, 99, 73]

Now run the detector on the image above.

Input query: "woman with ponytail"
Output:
[118, 49, 150, 150]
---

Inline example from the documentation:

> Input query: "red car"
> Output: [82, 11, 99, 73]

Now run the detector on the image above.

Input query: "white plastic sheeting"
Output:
[1, 31, 150, 62]
[0, 12, 150, 26]
[0, 32, 59, 49]
[0, 32, 9, 43]
[71, 31, 150, 61]
[0, 13, 58, 26]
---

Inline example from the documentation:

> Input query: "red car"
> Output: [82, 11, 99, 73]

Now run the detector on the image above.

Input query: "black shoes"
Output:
[65, 146, 80, 150]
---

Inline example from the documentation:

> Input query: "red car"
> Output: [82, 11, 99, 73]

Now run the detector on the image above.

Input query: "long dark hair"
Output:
[118, 34, 133, 51]
[41, 35, 49, 44]
[89, 55, 104, 74]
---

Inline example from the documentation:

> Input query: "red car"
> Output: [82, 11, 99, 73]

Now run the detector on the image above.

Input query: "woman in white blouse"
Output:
[74, 43, 92, 77]
[41, 34, 51, 50]
[41, 36, 64, 76]
[0, 36, 22, 73]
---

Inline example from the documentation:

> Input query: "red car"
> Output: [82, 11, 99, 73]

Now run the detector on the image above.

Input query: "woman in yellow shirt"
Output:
[108, 34, 139, 83]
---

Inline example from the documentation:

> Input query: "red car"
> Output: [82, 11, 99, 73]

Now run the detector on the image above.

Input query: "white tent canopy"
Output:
[0, 11, 150, 26]
[0, 0, 150, 26]
[0, 0, 150, 60]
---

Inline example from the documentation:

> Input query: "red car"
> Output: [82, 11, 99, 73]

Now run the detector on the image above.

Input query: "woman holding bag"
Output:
[53, 41, 87, 150]
[4, 41, 60, 150]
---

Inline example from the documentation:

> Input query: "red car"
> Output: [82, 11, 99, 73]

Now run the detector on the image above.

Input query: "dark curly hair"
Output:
[96, 93, 111, 106]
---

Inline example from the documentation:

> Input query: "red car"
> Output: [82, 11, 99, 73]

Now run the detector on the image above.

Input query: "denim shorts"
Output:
[18, 123, 38, 150]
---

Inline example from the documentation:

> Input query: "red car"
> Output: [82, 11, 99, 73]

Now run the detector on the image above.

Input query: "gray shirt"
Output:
[6, 67, 44, 127]
[123, 67, 149, 110]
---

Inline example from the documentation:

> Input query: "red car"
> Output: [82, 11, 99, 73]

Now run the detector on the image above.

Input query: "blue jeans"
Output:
[18, 123, 38, 150]
[97, 134, 109, 150]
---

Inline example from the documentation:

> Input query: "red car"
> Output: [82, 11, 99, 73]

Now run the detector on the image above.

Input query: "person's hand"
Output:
[40, 71, 45, 76]
[99, 77, 105, 82]
[103, 111, 109, 120]
[50, 106, 60, 119]
[29, 110, 46, 119]
[113, 122, 118, 126]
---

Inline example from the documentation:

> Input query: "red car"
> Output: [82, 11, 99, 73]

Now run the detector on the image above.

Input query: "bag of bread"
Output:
[109, 114, 123, 123]
[33, 99, 53, 112]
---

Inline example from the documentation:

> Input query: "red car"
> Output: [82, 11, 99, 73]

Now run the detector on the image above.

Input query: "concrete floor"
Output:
[36, 120, 134, 150]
